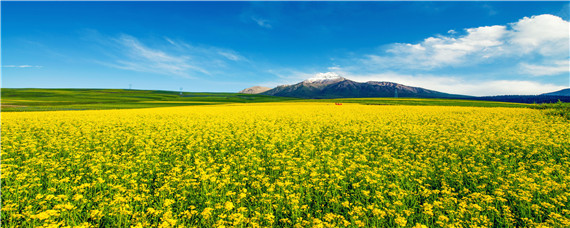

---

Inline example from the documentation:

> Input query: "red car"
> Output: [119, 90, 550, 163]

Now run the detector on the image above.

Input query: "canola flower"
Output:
[2, 102, 570, 227]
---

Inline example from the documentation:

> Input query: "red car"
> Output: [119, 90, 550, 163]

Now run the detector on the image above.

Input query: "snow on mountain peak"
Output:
[304, 72, 344, 83]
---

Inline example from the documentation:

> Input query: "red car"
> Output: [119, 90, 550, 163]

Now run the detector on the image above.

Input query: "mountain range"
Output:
[541, 88, 570, 96]
[239, 74, 569, 103]
[243, 74, 468, 99]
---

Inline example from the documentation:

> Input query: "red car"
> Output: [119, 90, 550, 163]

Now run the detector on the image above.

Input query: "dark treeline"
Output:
[464, 95, 570, 104]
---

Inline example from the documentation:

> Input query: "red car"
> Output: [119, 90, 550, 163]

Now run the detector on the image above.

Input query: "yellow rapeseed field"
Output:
[2, 103, 569, 227]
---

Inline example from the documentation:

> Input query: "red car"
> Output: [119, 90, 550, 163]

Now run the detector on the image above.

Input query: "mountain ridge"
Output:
[541, 88, 570, 96]
[239, 86, 271, 94]
[261, 76, 469, 99]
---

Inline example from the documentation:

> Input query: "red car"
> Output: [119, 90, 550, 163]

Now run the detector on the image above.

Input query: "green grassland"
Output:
[0, 88, 295, 112]
[0, 88, 538, 112]
[531, 100, 570, 120]
[316, 98, 531, 108]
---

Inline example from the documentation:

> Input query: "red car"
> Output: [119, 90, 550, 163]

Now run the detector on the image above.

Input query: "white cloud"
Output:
[251, 16, 272, 28]
[509, 14, 570, 56]
[365, 14, 569, 70]
[367, 25, 508, 69]
[2, 65, 42, 68]
[520, 60, 570, 76]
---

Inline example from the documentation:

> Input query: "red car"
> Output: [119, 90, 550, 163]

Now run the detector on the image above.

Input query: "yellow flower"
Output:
[224, 202, 235, 211]
[395, 216, 407, 227]
[164, 199, 175, 207]
[2, 102, 569, 227]
[201, 207, 214, 220]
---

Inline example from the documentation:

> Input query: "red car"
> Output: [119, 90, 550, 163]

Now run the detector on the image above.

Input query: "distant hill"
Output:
[471, 95, 570, 104]
[466, 88, 570, 104]
[1, 89, 531, 113]
[1, 88, 295, 112]
[239, 86, 271, 94]
[262, 74, 469, 99]
[541, 88, 570, 96]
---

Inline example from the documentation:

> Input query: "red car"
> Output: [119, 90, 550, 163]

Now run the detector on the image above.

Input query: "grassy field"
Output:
[0, 88, 296, 112]
[1, 88, 532, 112]
[317, 98, 531, 108]
[531, 101, 570, 120]
[2, 103, 569, 227]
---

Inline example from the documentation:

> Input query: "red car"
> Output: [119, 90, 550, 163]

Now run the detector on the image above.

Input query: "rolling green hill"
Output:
[1, 88, 532, 112]
[0, 88, 297, 112]
[315, 98, 531, 108]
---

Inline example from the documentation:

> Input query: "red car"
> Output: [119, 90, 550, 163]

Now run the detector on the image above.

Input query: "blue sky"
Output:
[2, 1, 569, 95]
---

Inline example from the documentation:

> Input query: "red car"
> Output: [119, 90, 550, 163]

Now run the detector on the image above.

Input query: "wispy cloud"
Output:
[161, 37, 248, 63]
[240, 2, 281, 29]
[482, 4, 498, 16]
[91, 33, 248, 78]
[251, 16, 272, 28]
[108, 35, 203, 77]
[520, 60, 570, 76]
[2, 65, 43, 68]
[218, 52, 240, 61]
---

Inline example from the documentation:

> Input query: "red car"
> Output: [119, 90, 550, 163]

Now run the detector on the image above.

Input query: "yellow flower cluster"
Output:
[2, 102, 569, 227]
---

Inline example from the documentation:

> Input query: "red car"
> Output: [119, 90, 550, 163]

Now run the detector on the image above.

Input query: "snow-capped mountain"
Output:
[261, 73, 469, 99]
[303, 72, 346, 84]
